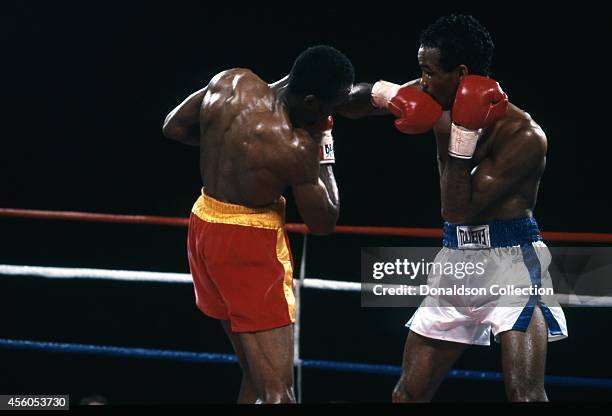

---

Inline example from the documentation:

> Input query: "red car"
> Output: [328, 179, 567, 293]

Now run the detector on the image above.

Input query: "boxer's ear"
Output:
[457, 64, 469, 79]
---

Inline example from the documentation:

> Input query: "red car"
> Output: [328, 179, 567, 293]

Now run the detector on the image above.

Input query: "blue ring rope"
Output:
[1, 338, 611, 389]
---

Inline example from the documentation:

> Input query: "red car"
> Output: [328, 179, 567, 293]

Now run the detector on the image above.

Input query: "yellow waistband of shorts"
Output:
[191, 189, 285, 229]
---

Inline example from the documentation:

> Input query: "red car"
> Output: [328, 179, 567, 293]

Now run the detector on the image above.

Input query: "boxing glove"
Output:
[371, 81, 442, 134]
[449, 75, 508, 159]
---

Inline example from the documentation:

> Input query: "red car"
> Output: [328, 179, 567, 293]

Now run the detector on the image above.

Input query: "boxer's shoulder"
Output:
[207, 68, 270, 99]
[489, 104, 547, 154]
[205, 69, 285, 133]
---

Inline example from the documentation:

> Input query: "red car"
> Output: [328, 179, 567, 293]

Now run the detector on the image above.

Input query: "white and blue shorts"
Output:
[406, 217, 568, 345]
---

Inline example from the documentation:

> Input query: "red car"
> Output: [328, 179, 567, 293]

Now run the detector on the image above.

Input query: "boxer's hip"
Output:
[190, 188, 286, 229]
[443, 216, 542, 249]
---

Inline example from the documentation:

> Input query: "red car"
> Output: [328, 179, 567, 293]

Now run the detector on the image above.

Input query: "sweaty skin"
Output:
[417, 47, 547, 224]
[163, 68, 341, 234]
[393, 47, 550, 402]
[163, 67, 349, 403]
[434, 106, 546, 223]
[339, 49, 547, 224]
[199, 69, 307, 206]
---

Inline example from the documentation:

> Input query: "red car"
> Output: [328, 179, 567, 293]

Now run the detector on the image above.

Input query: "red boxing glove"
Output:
[452, 75, 508, 129]
[449, 75, 508, 159]
[372, 81, 442, 134]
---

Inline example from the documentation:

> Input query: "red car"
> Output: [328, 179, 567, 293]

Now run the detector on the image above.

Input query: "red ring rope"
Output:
[1, 208, 611, 242]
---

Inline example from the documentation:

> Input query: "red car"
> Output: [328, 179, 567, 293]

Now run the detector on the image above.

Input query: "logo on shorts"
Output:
[457, 225, 491, 249]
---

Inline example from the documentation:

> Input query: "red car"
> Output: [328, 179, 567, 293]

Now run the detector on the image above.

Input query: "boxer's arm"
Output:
[441, 127, 546, 223]
[292, 167, 340, 235]
[288, 131, 340, 235]
[162, 87, 207, 146]
[335, 79, 421, 119]
[335, 83, 386, 119]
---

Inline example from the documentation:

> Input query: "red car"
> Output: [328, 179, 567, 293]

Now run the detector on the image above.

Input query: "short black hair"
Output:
[420, 15, 494, 76]
[288, 45, 354, 99]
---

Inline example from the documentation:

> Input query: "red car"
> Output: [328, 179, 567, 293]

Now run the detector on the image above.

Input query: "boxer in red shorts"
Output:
[163, 46, 356, 404]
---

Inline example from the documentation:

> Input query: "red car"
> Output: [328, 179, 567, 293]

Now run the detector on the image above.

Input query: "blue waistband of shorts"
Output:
[443, 217, 542, 248]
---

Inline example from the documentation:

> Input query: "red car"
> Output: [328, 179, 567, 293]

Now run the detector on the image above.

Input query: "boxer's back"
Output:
[198, 69, 294, 207]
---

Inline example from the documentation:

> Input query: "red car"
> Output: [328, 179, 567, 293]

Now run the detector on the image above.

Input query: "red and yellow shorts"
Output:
[187, 190, 295, 332]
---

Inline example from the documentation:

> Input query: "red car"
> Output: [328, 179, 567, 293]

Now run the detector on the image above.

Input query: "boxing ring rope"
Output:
[0, 264, 607, 305]
[3, 207, 612, 241]
[2, 338, 612, 389]
[2, 207, 612, 402]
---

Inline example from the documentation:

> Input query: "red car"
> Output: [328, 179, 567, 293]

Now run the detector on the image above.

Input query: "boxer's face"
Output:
[302, 84, 352, 124]
[418, 46, 464, 111]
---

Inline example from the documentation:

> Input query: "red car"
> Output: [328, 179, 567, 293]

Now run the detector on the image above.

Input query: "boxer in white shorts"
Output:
[380, 16, 570, 402]
[334, 14, 570, 403]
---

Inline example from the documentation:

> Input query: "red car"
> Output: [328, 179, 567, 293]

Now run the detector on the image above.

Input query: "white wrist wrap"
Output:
[448, 123, 483, 159]
[319, 130, 335, 164]
[371, 80, 401, 109]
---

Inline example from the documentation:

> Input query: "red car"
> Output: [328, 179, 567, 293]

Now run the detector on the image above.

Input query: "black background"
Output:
[1, 2, 611, 405]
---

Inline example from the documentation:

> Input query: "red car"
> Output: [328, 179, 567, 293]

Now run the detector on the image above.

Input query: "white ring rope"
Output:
[0, 264, 191, 283]
[0, 264, 361, 289]
[0, 264, 609, 307]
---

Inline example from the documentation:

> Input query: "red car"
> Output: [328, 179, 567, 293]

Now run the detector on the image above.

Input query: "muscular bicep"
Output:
[470, 128, 546, 215]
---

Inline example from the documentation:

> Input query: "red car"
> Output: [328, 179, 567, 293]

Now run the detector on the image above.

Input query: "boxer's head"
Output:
[287, 45, 354, 124]
[418, 15, 494, 110]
